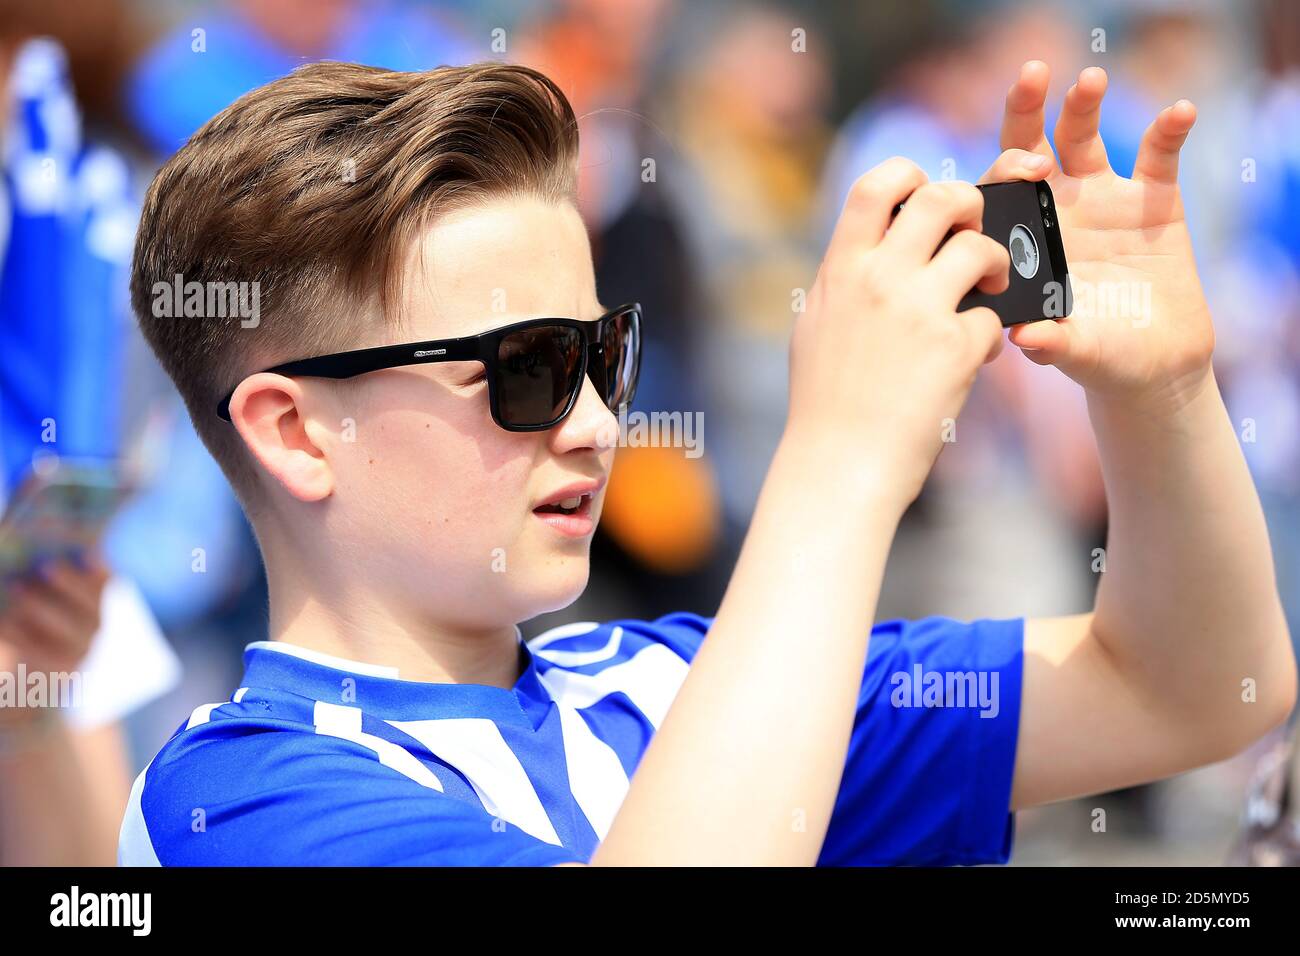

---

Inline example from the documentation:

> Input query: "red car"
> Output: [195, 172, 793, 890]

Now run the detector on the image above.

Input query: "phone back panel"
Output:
[958, 179, 1072, 327]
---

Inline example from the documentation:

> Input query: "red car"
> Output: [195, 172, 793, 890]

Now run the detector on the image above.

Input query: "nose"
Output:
[549, 373, 619, 454]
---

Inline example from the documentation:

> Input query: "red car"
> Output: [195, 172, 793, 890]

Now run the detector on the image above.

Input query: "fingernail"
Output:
[1023, 154, 1048, 170]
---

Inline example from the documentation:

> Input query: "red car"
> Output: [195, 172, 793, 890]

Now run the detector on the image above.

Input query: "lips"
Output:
[532, 478, 605, 514]
[532, 477, 605, 538]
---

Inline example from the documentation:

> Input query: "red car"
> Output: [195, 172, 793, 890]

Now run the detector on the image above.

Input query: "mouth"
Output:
[532, 479, 605, 538]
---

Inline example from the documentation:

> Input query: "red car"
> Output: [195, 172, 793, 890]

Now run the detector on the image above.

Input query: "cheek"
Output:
[346, 406, 534, 550]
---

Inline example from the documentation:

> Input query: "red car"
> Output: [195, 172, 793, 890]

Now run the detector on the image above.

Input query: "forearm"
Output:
[0, 714, 129, 866]
[1088, 369, 1297, 740]
[592, 433, 904, 865]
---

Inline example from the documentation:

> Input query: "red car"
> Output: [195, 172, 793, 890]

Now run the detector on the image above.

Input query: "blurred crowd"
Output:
[1, 0, 1298, 865]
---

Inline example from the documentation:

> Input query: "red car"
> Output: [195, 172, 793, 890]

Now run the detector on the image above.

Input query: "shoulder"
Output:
[121, 688, 391, 865]
[527, 612, 1022, 671]
[120, 679, 593, 867]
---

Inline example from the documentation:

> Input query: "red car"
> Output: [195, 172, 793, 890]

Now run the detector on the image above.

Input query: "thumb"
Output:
[1008, 319, 1071, 365]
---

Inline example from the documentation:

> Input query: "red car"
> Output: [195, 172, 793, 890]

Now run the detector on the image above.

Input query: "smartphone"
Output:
[893, 179, 1072, 327]
[0, 458, 127, 611]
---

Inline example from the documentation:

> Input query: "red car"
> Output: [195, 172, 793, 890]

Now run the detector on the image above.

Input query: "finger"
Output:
[1052, 67, 1112, 178]
[826, 157, 929, 261]
[1008, 318, 1075, 365]
[884, 181, 985, 263]
[978, 148, 1053, 185]
[33, 559, 108, 621]
[929, 229, 1011, 301]
[981, 321, 1007, 365]
[6, 580, 100, 660]
[1000, 60, 1054, 157]
[1132, 99, 1197, 184]
[960, 307, 1006, 366]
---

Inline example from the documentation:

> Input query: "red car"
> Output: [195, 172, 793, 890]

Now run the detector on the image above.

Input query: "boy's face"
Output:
[314, 196, 618, 628]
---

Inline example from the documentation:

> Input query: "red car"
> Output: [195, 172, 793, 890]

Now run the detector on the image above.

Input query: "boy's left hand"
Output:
[979, 61, 1215, 415]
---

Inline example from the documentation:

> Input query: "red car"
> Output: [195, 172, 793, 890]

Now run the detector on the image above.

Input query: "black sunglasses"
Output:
[217, 303, 642, 431]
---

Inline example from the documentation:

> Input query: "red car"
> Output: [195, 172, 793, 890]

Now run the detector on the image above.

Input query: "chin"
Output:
[520, 554, 591, 618]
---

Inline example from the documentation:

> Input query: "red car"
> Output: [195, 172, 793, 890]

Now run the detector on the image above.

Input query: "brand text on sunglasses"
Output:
[151, 273, 261, 328]
[596, 407, 704, 458]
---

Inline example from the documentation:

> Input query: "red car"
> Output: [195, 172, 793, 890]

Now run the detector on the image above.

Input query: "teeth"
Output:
[559, 496, 582, 510]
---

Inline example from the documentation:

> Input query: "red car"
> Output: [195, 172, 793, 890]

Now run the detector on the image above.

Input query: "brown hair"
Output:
[131, 61, 580, 503]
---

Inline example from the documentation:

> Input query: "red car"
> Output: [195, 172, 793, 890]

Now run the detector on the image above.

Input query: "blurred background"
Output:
[1, 0, 1298, 865]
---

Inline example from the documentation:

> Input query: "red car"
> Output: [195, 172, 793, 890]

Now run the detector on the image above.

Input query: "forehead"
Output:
[399, 195, 601, 340]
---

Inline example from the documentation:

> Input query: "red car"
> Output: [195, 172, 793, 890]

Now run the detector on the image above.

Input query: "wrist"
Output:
[773, 427, 912, 529]
[1087, 364, 1218, 428]
[0, 705, 60, 757]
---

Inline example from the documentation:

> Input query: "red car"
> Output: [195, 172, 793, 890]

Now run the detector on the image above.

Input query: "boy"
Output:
[119, 59, 1295, 866]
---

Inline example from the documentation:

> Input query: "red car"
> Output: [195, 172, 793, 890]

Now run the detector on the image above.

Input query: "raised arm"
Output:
[983, 62, 1298, 810]
[0, 556, 130, 866]
[588, 158, 1010, 865]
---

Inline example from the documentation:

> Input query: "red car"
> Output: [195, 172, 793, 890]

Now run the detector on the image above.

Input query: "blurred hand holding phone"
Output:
[0, 457, 127, 616]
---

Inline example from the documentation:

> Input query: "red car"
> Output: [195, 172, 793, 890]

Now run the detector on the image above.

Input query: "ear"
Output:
[228, 373, 334, 502]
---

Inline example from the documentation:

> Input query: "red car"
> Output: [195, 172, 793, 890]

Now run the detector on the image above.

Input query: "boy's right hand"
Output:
[786, 157, 1011, 511]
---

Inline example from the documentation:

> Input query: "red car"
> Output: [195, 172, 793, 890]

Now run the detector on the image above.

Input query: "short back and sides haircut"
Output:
[131, 62, 580, 503]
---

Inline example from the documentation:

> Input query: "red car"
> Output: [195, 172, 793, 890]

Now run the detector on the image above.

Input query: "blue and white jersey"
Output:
[120, 613, 1024, 866]
[0, 38, 136, 497]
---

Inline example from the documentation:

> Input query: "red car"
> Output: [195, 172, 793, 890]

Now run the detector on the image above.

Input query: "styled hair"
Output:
[131, 61, 580, 503]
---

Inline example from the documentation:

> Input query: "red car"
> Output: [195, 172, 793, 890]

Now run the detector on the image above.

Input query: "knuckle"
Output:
[953, 180, 983, 212]
[856, 254, 895, 300]
[943, 229, 983, 263]
[966, 307, 1002, 341]
[981, 233, 1010, 265]
[846, 171, 884, 210]
[879, 155, 925, 184]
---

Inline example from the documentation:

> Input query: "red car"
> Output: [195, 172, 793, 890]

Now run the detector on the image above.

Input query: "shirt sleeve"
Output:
[635, 611, 1025, 866]
[130, 723, 584, 867]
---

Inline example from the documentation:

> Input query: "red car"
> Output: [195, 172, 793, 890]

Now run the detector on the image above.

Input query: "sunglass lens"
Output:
[602, 309, 640, 411]
[496, 325, 584, 427]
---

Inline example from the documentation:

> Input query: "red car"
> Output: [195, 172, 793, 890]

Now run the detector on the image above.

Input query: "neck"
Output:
[263, 554, 525, 690]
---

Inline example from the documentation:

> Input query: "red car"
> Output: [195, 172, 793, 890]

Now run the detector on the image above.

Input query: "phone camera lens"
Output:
[1039, 192, 1049, 208]
[1043, 215, 1053, 228]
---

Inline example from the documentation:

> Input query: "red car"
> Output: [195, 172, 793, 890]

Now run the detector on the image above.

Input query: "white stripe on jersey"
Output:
[314, 701, 445, 792]
[118, 765, 162, 866]
[389, 717, 563, 846]
[185, 701, 224, 729]
[545, 697, 629, 840]
[528, 622, 625, 666]
[535, 641, 691, 729]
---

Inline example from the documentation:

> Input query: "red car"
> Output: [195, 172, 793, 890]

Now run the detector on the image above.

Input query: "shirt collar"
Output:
[239, 626, 552, 730]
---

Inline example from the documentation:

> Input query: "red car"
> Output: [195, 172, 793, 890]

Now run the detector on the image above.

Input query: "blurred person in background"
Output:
[1222, 0, 1300, 670]
[514, 0, 727, 627]
[126, 0, 476, 157]
[1220, 0, 1300, 869]
[653, 1, 832, 556]
[0, 20, 179, 864]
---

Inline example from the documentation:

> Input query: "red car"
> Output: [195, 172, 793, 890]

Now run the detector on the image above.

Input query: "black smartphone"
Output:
[893, 179, 1072, 327]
